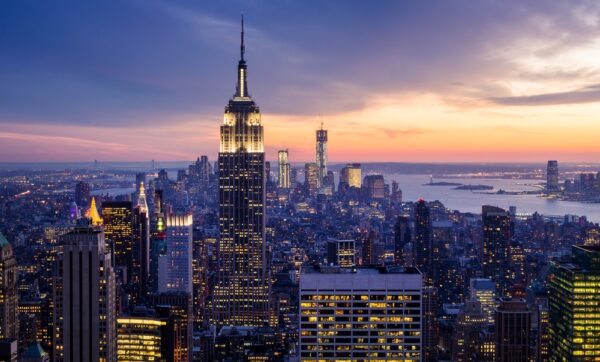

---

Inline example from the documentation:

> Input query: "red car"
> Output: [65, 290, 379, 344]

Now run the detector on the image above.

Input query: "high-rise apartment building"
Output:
[158, 214, 193, 294]
[277, 149, 291, 189]
[316, 124, 328, 185]
[470, 278, 497, 324]
[549, 245, 600, 361]
[101, 201, 133, 279]
[212, 19, 270, 327]
[415, 199, 434, 283]
[52, 220, 116, 362]
[482, 205, 512, 295]
[452, 300, 488, 362]
[546, 160, 559, 192]
[495, 297, 531, 362]
[0, 233, 18, 340]
[299, 266, 422, 361]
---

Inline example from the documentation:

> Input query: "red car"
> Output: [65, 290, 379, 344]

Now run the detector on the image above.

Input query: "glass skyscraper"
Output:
[212, 18, 270, 327]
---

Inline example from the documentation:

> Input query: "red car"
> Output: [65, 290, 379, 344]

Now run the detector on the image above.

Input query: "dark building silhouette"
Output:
[74, 181, 90, 208]
[394, 215, 411, 266]
[546, 160, 559, 192]
[495, 297, 531, 362]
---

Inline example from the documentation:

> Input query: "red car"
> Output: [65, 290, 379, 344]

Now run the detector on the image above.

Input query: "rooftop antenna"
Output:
[240, 14, 245, 61]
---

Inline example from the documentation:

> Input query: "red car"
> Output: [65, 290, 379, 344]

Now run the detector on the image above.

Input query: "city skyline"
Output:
[3, 1, 600, 162]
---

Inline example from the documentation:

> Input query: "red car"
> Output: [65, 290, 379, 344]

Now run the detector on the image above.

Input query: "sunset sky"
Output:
[2, 0, 600, 163]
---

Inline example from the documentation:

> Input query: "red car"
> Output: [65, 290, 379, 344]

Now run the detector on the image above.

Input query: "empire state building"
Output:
[212, 18, 270, 327]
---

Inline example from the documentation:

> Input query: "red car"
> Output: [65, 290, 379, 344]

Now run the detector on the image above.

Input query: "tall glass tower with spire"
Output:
[316, 123, 328, 186]
[212, 18, 270, 327]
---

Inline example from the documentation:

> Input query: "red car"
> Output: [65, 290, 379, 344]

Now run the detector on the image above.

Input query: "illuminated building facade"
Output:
[101, 201, 133, 280]
[299, 266, 422, 361]
[316, 124, 327, 185]
[158, 214, 193, 293]
[152, 293, 193, 362]
[482, 205, 512, 295]
[494, 297, 531, 362]
[549, 245, 600, 361]
[304, 163, 319, 196]
[52, 221, 116, 362]
[116, 317, 165, 361]
[212, 19, 270, 327]
[0, 233, 18, 340]
[326, 239, 355, 267]
[469, 278, 497, 324]
[277, 149, 291, 189]
[340, 163, 362, 189]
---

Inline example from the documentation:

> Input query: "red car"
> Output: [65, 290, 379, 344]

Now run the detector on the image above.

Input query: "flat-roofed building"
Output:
[299, 266, 422, 361]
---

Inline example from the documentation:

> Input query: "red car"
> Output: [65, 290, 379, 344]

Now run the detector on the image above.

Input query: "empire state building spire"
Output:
[236, 15, 248, 98]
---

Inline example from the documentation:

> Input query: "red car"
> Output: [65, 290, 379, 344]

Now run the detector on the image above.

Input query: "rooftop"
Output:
[302, 265, 420, 275]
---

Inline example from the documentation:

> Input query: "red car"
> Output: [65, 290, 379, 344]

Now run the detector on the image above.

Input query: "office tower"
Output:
[74, 181, 90, 208]
[549, 245, 600, 361]
[212, 19, 270, 327]
[394, 215, 411, 266]
[360, 230, 379, 265]
[495, 297, 531, 362]
[53, 220, 116, 362]
[102, 201, 133, 278]
[316, 123, 328, 185]
[304, 162, 319, 195]
[339, 163, 362, 189]
[453, 300, 488, 362]
[86, 197, 103, 226]
[415, 199, 434, 283]
[470, 278, 497, 324]
[482, 205, 512, 295]
[277, 149, 291, 189]
[152, 293, 193, 362]
[116, 317, 166, 361]
[0, 234, 17, 340]
[192, 237, 209, 325]
[326, 239, 355, 267]
[135, 173, 146, 195]
[363, 174, 385, 199]
[422, 285, 439, 362]
[158, 214, 193, 293]
[0, 339, 17, 362]
[299, 266, 422, 361]
[133, 182, 151, 298]
[546, 160, 559, 192]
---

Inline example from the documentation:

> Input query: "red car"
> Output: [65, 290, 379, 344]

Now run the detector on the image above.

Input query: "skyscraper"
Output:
[316, 123, 327, 185]
[394, 215, 411, 266]
[53, 220, 116, 362]
[339, 163, 361, 189]
[212, 18, 270, 327]
[415, 199, 433, 282]
[133, 182, 151, 298]
[452, 300, 488, 362]
[304, 162, 319, 196]
[326, 239, 355, 267]
[0, 233, 18, 340]
[74, 181, 90, 208]
[470, 278, 497, 324]
[101, 201, 133, 279]
[158, 214, 193, 294]
[299, 266, 422, 361]
[495, 297, 532, 362]
[277, 149, 290, 189]
[116, 317, 166, 361]
[549, 245, 600, 361]
[546, 160, 559, 192]
[482, 205, 512, 295]
[363, 174, 386, 199]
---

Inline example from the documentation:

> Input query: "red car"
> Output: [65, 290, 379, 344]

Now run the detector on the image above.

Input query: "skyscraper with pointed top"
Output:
[316, 122, 327, 186]
[212, 17, 270, 327]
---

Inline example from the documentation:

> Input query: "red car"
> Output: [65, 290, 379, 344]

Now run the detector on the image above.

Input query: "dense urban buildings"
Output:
[299, 266, 422, 361]
[1, 13, 600, 362]
[211, 20, 270, 327]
